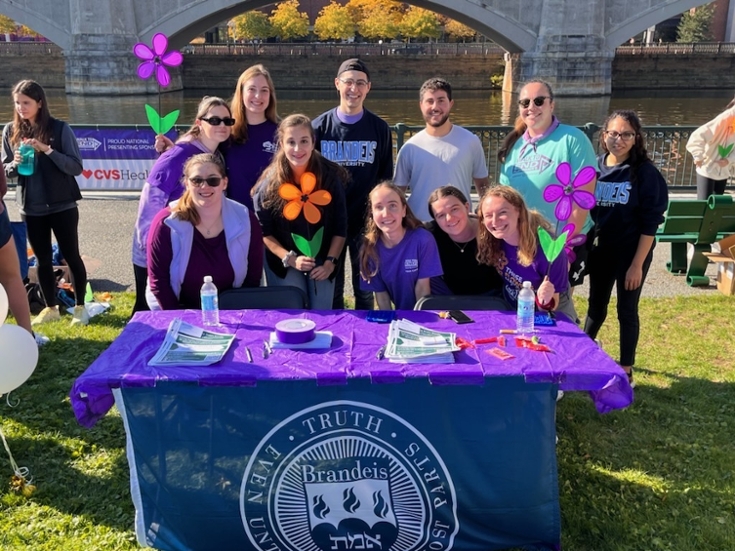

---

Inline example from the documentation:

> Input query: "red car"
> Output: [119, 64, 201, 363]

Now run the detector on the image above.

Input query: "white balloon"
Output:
[0, 324, 38, 395]
[0, 283, 7, 326]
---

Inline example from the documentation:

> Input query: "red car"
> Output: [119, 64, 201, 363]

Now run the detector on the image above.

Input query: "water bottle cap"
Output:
[522, 281, 532, 288]
[203, 276, 213, 283]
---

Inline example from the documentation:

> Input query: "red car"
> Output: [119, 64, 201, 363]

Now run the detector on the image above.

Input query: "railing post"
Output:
[581, 123, 599, 144]
[394, 123, 408, 152]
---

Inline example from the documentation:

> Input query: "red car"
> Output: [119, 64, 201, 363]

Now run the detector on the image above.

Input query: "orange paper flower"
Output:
[278, 172, 331, 224]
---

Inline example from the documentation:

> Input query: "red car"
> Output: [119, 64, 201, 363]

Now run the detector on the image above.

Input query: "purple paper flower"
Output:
[133, 33, 183, 87]
[560, 223, 587, 262]
[542, 162, 597, 222]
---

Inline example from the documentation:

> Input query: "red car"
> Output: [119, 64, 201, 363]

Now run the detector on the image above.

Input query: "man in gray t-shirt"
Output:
[394, 77, 489, 221]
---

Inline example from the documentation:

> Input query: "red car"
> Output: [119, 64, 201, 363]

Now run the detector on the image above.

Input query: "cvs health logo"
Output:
[82, 169, 121, 180]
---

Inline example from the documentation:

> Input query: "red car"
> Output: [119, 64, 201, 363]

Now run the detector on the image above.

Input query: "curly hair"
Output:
[359, 182, 423, 282]
[476, 186, 551, 268]
[599, 109, 651, 186]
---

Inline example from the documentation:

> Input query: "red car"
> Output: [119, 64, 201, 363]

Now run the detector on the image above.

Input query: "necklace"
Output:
[452, 239, 471, 253]
[199, 216, 221, 236]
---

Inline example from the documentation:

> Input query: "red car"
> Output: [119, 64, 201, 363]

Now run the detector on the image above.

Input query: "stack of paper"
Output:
[148, 318, 235, 366]
[385, 319, 459, 363]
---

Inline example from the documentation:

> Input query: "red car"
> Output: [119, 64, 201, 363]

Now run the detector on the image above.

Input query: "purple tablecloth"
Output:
[71, 309, 632, 427]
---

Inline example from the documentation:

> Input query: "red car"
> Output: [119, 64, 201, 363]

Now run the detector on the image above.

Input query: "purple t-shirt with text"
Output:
[360, 227, 443, 310]
[224, 120, 278, 210]
[495, 241, 568, 307]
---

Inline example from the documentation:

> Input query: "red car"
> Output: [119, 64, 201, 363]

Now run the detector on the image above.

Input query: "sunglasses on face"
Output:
[188, 176, 223, 187]
[518, 96, 551, 108]
[200, 116, 236, 127]
[604, 130, 636, 141]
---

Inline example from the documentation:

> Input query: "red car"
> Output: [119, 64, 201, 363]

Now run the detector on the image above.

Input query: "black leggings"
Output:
[133, 263, 150, 314]
[696, 174, 727, 200]
[25, 208, 87, 307]
[583, 245, 653, 367]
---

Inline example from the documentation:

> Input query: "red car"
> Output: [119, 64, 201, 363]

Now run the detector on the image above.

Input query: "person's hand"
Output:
[625, 263, 643, 291]
[13, 149, 22, 163]
[294, 255, 315, 272]
[29, 138, 50, 153]
[536, 276, 555, 305]
[309, 262, 335, 281]
[694, 159, 703, 168]
[155, 134, 174, 154]
[716, 158, 729, 168]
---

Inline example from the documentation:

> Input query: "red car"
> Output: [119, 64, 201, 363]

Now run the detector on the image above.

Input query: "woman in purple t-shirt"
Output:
[359, 182, 443, 310]
[476, 186, 574, 320]
[146, 153, 262, 310]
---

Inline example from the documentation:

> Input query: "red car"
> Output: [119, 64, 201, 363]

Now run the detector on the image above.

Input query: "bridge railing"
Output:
[616, 42, 735, 55]
[393, 123, 699, 189]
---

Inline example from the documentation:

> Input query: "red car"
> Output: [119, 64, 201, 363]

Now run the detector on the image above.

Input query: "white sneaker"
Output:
[70, 305, 90, 326]
[556, 390, 565, 401]
[34, 332, 50, 347]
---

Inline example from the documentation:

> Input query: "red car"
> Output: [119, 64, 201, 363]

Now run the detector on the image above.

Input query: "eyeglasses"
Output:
[604, 130, 636, 141]
[188, 176, 223, 187]
[518, 96, 551, 108]
[200, 116, 236, 127]
[339, 78, 369, 89]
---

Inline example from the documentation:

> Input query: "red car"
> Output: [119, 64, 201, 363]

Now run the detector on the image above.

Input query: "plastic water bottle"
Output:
[200, 276, 219, 326]
[517, 281, 535, 335]
[18, 143, 35, 176]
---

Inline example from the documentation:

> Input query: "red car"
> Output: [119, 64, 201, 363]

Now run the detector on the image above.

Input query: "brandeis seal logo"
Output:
[240, 401, 458, 550]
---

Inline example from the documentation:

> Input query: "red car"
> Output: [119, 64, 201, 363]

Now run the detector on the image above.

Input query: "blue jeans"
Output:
[264, 261, 335, 310]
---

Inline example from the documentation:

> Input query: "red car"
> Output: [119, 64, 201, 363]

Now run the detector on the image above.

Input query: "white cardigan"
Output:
[686, 105, 735, 180]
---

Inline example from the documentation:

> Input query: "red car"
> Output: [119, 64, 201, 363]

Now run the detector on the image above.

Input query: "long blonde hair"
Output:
[230, 64, 278, 143]
[178, 96, 231, 143]
[171, 153, 227, 226]
[476, 186, 550, 267]
[359, 182, 423, 281]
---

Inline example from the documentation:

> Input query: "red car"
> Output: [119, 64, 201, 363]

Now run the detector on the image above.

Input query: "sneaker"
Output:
[626, 367, 636, 389]
[33, 332, 50, 347]
[594, 338, 603, 348]
[556, 390, 565, 401]
[32, 306, 60, 326]
[70, 305, 90, 326]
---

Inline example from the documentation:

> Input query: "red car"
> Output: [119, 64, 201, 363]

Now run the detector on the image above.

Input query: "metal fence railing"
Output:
[392, 123, 700, 188]
[616, 42, 735, 55]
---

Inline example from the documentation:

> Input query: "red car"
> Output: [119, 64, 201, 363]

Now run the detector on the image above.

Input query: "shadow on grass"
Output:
[556, 373, 735, 550]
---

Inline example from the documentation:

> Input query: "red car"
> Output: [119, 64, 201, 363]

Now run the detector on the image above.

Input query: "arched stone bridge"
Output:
[0, 0, 716, 95]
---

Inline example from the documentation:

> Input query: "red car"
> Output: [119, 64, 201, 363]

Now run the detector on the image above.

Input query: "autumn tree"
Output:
[445, 18, 475, 42]
[400, 6, 440, 42]
[0, 15, 16, 35]
[314, 1, 355, 41]
[17, 25, 39, 38]
[348, 0, 403, 40]
[230, 11, 274, 41]
[270, 0, 309, 41]
[676, 3, 715, 43]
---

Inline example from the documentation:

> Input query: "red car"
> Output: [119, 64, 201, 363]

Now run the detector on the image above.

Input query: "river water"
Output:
[0, 88, 731, 127]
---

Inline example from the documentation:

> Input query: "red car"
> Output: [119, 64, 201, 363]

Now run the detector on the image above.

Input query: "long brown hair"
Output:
[427, 185, 469, 219]
[497, 79, 554, 163]
[171, 153, 227, 226]
[252, 114, 325, 210]
[10, 80, 52, 147]
[476, 186, 550, 267]
[178, 96, 231, 143]
[359, 182, 424, 282]
[230, 64, 278, 143]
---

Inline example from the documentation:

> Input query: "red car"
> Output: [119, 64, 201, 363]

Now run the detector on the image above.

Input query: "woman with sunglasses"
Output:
[686, 94, 735, 199]
[497, 79, 598, 299]
[584, 110, 668, 387]
[252, 114, 347, 310]
[146, 153, 262, 310]
[132, 96, 233, 314]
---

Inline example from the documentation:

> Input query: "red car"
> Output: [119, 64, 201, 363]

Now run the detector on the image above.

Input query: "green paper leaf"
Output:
[159, 110, 180, 134]
[291, 227, 324, 257]
[718, 143, 734, 159]
[538, 227, 569, 263]
[145, 104, 162, 134]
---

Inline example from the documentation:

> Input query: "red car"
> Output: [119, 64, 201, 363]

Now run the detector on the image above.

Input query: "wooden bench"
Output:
[656, 195, 735, 286]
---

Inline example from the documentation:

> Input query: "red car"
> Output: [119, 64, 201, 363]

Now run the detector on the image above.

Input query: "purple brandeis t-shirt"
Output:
[224, 121, 278, 210]
[494, 240, 568, 307]
[360, 227, 443, 310]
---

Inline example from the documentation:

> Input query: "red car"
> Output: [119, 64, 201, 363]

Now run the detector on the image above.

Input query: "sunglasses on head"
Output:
[188, 176, 223, 187]
[200, 116, 236, 127]
[518, 96, 551, 108]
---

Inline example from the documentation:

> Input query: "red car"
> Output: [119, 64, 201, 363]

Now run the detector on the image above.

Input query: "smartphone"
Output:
[448, 310, 474, 324]
[366, 310, 397, 323]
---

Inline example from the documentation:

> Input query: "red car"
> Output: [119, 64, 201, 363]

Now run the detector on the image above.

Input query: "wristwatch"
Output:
[281, 250, 297, 268]
[325, 256, 339, 265]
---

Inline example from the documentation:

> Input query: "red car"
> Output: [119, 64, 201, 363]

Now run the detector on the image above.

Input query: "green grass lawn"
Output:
[1, 293, 734, 550]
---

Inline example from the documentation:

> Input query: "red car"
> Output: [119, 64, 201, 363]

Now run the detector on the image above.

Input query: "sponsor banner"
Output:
[118, 377, 560, 551]
[72, 127, 178, 190]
